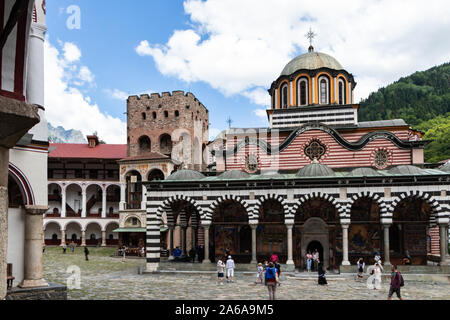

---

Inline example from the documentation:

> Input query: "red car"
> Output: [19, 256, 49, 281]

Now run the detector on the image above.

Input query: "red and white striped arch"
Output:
[8, 162, 35, 205]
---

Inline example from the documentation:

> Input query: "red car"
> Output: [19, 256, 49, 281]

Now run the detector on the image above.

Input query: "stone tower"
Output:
[126, 91, 209, 170]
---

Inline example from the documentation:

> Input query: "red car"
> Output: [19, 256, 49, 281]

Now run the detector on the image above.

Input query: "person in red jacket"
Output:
[388, 265, 404, 300]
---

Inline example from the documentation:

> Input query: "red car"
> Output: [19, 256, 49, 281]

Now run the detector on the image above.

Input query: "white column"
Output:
[383, 224, 391, 265]
[348, 82, 352, 104]
[19, 206, 49, 288]
[61, 186, 66, 218]
[60, 229, 66, 246]
[119, 183, 126, 211]
[289, 81, 294, 107]
[250, 223, 257, 264]
[202, 223, 212, 263]
[26, 21, 47, 141]
[141, 185, 147, 210]
[102, 186, 107, 218]
[81, 188, 87, 218]
[334, 77, 337, 104]
[81, 230, 86, 246]
[286, 223, 294, 265]
[101, 231, 106, 247]
[341, 223, 350, 266]
[439, 223, 448, 265]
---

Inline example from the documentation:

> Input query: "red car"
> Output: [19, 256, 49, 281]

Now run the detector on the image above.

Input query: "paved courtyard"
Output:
[43, 247, 450, 300]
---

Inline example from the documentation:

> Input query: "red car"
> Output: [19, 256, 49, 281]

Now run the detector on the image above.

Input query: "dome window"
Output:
[318, 76, 329, 105]
[338, 78, 346, 105]
[297, 78, 309, 106]
[280, 83, 289, 108]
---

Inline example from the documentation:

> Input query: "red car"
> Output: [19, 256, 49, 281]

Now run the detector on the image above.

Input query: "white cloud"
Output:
[243, 87, 270, 106]
[62, 42, 81, 62]
[78, 66, 94, 83]
[104, 88, 129, 101]
[253, 108, 267, 119]
[45, 39, 126, 144]
[136, 0, 450, 104]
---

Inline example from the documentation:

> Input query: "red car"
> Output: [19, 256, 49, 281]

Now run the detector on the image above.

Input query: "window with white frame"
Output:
[297, 78, 309, 106]
[281, 83, 288, 108]
[318, 76, 329, 104]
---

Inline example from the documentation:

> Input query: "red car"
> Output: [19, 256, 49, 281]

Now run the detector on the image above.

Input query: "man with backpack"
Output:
[265, 262, 280, 300]
[388, 265, 404, 300]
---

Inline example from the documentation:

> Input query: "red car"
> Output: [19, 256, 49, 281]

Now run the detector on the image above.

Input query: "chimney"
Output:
[87, 135, 99, 148]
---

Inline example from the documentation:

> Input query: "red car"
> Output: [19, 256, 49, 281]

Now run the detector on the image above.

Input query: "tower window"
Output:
[175, 110, 179, 117]
[164, 111, 169, 118]
[297, 78, 308, 106]
[141, 112, 146, 120]
[138, 136, 151, 154]
[281, 83, 288, 108]
[318, 76, 329, 105]
[152, 112, 157, 119]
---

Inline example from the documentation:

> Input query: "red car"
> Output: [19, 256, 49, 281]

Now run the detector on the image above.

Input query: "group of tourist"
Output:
[216, 255, 236, 284]
[172, 245, 205, 262]
[305, 249, 320, 272]
[354, 253, 404, 300]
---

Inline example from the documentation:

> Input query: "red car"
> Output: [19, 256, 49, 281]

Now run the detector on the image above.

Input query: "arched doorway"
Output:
[294, 197, 339, 269]
[257, 199, 286, 262]
[44, 222, 62, 245]
[391, 197, 433, 265]
[212, 200, 250, 263]
[349, 197, 382, 264]
[306, 240, 324, 266]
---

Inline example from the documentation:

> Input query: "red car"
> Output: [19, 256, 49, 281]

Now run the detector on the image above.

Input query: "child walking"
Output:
[255, 263, 264, 284]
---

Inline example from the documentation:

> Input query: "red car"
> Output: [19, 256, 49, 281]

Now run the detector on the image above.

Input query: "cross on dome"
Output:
[305, 27, 317, 52]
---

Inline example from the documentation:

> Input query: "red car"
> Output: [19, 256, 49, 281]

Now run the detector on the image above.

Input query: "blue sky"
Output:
[44, 1, 450, 143]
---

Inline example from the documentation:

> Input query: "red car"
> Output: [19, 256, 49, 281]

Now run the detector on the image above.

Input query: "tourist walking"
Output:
[374, 252, 381, 264]
[356, 258, 365, 281]
[265, 262, 279, 300]
[263, 260, 269, 271]
[313, 249, 320, 271]
[189, 247, 196, 263]
[255, 263, 264, 284]
[372, 261, 383, 290]
[70, 241, 75, 253]
[274, 261, 281, 280]
[226, 256, 235, 283]
[270, 252, 279, 263]
[84, 246, 89, 261]
[388, 265, 404, 300]
[121, 246, 127, 262]
[62, 243, 67, 254]
[318, 263, 328, 286]
[306, 251, 312, 272]
[216, 259, 225, 285]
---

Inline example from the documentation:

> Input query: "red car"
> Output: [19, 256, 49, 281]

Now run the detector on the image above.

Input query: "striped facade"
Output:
[225, 126, 417, 171]
[144, 176, 450, 270]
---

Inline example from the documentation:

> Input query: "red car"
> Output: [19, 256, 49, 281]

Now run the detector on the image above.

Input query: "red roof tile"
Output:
[49, 143, 127, 159]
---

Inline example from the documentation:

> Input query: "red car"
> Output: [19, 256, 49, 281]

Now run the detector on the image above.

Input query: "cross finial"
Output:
[226, 116, 233, 128]
[305, 27, 316, 51]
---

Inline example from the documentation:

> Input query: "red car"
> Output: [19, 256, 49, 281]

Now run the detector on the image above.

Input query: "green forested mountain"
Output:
[358, 63, 450, 162]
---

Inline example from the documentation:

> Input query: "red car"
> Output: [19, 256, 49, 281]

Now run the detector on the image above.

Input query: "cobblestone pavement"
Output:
[43, 247, 450, 300]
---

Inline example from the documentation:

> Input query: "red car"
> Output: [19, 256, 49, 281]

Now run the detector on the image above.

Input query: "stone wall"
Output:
[6, 282, 67, 300]
[127, 91, 210, 166]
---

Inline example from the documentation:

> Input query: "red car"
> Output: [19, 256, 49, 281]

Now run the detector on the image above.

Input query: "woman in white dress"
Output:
[373, 261, 383, 290]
